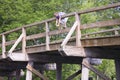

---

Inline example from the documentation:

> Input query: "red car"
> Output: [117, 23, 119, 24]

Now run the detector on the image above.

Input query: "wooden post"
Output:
[83, 59, 111, 80]
[22, 28, 26, 54]
[26, 62, 33, 80]
[45, 22, 50, 50]
[26, 63, 48, 80]
[2, 34, 6, 58]
[81, 59, 89, 80]
[115, 59, 120, 80]
[114, 30, 119, 35]
[16, 69, 21, 80]
[56, 63, 62, 80]
[75, 13, 81, 47]
[81, 65, 89, 80]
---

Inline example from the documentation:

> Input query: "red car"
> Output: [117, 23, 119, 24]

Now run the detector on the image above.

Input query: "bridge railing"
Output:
[0, 2, 120, 58]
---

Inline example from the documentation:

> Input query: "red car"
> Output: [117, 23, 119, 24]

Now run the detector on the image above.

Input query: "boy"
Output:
[54, 12, 68, 29]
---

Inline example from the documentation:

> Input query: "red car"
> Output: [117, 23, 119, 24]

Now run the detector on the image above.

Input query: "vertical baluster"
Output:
[22, 28, 26, 53]
[2, 34, 6, 58]
[45, 22, 50, 50]
[114, 30, 119, 35]
[75, 13, 81, 47]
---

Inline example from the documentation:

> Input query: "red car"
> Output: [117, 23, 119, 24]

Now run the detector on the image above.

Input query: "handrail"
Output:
[0, 18, 120, 48]
[0, 2, 120, 36]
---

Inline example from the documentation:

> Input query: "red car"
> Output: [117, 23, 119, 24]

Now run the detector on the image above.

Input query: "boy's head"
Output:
[54, 12, 58, 16]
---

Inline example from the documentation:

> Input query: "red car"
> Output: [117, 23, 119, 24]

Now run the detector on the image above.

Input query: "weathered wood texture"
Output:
[115, 59, 120, 80]
[82, 60, 111, 80]
[0, 18, 120, 48]
[66, 70, 81, 80]
[26, 64, 48, 80]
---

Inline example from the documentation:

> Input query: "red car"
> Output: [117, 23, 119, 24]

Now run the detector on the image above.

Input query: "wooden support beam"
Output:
[16, 69, 21, 80]
[115, 59, 120, 80]
[26, 62, 33, 80]
[2, 34, 6, 58]
[66, 70, 81, 80]
[75, 13, 81, 47]
[29, 52, 83, 64]
[81, 59, 89, 80]
[56, 63, 62, 80]
[59, 46, 85, 57]
[61, 21, 78, 47]
[82, 60, 111, 80]
[45, 22, 50, 50]
[26, 64, 48, 80]
[8, 33, 23, 54]
[22, 28, 26, 54]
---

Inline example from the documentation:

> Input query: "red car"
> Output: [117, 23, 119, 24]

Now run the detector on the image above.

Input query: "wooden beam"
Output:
[8, 33, 23, 54]
[29, 53, 83, 64]
[81, 18, 120, 29]
[59, 46, 85, 57]
[45, 22, 50, 50]
[82, 60, 111, 80]
[8, 53, 28, 61]
[115, 59, 120, 80]
[75, 13, 81, 47]
[26, 62, 33, 80]
[82, 27, 120, 37]
[26, 64, 48, 80]
[16, 69, 21, 80]
[81, 65, 89, 80]
[2, 35, 6, 58]
[66, 70, 81, 80]
[56, 63, 62, 80]
[26, 32, 46, 40]
[61, 21, 78, 47]
[22, 28, 26, 54]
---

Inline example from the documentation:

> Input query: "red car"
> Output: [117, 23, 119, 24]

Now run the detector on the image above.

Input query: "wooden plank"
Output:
[26, 62, 33, 80]
[26, 64, 48, 80]
[45, 22, 50, 50]
[8, 53, 28, 61]
[16, 69, 21, 80]
[8, 33, 23, 54]
[82, 60, 111, 80]
[56, 63, 62, 80]
[61, 21, 78, 47]
[59, 46, 85, 57]
[2, 35, 6, 58]
[82, 27, 120, 37]
[29, 53, 83, 64]
[0, 27, 22, 36]
[75, 13, 81, 47]
[81, 18, 120, 29]
[81, 65, 89, 80]
[66, 70, 81, 80]
[22, 28, 26, 54]
[26, 32, 46, 40]
[115, 59, 120, 80]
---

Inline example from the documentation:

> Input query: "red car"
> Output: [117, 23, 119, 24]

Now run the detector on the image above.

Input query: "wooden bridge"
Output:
[0, 2, 120, 80]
